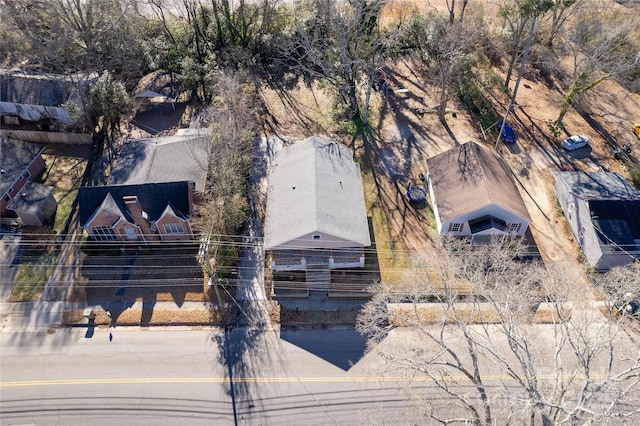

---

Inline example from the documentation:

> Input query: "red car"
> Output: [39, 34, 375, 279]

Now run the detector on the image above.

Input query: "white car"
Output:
[561, 135, 590, 151]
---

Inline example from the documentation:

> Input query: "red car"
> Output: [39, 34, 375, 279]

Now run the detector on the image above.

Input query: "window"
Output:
[451, 223, 462, 232]
[578, 226, 586, 247]
[507, 223, 519, 233]
[163, 222, 185, 234]
[313, 234, 321, 240]
[23, 170, 31, 179]
[91, 227, 117, 241]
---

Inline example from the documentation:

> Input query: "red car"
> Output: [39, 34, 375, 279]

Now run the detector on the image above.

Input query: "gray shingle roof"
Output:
[107, 134, 210, 192]
[426, 141, 531, 222]
[264, 137, 371, 250]
[6, 180, 54, 214]
[0, 71, 92, 106]
[556, 171, 640, 201]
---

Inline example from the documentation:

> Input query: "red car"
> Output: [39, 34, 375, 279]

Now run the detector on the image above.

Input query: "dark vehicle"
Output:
[497, 121, 516, 144]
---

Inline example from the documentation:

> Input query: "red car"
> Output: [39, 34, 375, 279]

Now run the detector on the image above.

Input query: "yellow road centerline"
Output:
[0, 374, 602, 387]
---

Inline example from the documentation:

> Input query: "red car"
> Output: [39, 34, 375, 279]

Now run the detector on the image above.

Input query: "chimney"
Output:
[123, 196, 148, 222]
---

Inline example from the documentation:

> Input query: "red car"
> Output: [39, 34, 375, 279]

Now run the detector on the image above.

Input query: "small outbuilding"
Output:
[7, 181, 57, 226]
[1, 138, 56, 225]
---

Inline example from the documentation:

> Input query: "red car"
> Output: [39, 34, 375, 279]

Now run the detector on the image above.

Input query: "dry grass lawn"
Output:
[62, 305, 226, 327]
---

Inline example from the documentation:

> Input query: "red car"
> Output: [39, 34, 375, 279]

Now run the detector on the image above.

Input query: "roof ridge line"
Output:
[476, 143, 496, 204]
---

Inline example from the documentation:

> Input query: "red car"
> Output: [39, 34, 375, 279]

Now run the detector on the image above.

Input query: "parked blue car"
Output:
[497, 121, 516, 144]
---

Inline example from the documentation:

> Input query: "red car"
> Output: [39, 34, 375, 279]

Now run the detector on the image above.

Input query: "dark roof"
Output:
[78, 181, 192, 227]
[469, 215, 507, 234]
[556, 172, 640, 251]
[0, 138, 44, 196]
[590, 200, 640, 243]
[1, 72, 72, 106]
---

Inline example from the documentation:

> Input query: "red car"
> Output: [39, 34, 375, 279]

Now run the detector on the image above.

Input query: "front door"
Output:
[124, 227, 138, 240]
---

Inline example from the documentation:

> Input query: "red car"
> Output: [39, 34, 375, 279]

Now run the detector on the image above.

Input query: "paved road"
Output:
[1, 327, 426, 425]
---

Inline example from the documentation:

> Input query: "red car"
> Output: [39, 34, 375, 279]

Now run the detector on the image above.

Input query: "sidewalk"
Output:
[0, 301, 213, 333]
[0, 300, 280, 333]
[0, 301, 77, 333]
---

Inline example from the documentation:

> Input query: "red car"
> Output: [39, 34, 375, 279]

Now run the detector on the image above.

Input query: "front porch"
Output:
[269, 248, 365, 272]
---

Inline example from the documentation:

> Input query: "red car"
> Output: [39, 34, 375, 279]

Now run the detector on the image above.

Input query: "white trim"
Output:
[163, 222, 185, 234]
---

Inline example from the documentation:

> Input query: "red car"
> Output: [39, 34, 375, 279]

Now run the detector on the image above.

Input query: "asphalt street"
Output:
[0, 327, 427, 425]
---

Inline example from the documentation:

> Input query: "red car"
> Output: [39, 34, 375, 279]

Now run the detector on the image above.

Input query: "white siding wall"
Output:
[427, 172, 444, 233]
[440, 204, 529, 237]
[269, 231, 366, 251]
[554, 177, 618, 270]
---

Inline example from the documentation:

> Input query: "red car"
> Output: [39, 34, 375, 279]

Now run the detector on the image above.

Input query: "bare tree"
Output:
[87, 71, 132, 145]
[2, 0, 146, 83]
[590, 262, 640, 316]
[496, 0, 553, 90]
[357, 238, 640, 425]
[192, 71, 257, 306]
[194, 72, 256, 238]
[403, 12, 484, 123]
[445, 0, 470, 24]
[554, 7, 640, 124]
[540, 0, 585, 48]
[280, 0, 393, 126]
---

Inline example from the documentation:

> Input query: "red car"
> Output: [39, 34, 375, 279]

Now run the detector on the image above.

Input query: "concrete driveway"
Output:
[0, 225, 21, 301]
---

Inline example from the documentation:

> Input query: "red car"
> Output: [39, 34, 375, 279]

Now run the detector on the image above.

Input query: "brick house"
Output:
[78, 181, 195, 243]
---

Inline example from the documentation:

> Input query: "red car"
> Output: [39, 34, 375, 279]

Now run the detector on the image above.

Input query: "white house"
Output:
[264, 136, 371, 272]
[426, 141, 531, 244]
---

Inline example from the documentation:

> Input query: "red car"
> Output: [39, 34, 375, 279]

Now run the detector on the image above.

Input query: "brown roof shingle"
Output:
[426, 141, 530, 222]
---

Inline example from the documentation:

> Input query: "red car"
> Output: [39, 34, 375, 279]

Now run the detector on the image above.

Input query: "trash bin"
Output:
[83, 308, 96, 320]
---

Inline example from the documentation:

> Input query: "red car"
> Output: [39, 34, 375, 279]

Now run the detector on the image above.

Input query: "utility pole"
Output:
[495, 14, 537, 149]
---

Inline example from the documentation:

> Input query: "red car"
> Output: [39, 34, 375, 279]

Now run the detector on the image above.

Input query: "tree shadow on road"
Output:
[213, 303, 271, 425]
